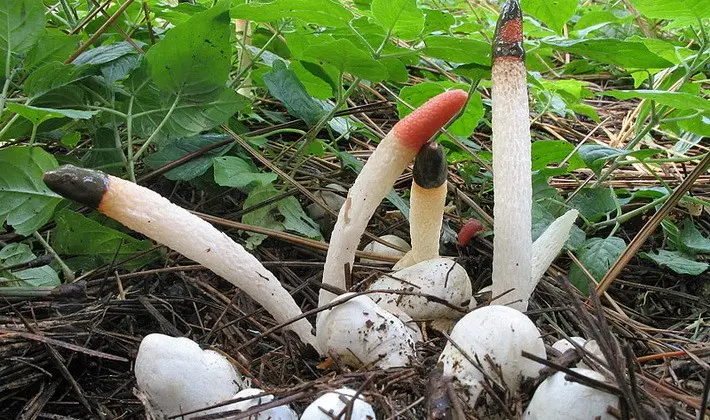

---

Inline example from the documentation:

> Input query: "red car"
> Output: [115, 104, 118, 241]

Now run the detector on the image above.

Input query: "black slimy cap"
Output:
[493, 0, 525, 61]
[413, 141, 447, 189]
[43, 165, 109, 208]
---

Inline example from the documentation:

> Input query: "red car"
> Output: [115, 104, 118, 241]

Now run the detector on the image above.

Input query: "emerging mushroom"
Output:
[319, 89, 468, 307]
[552, 336, 606, 369]
[134, 334, 243, 418]
[301, 388, 376, 420]
[524, 368, 619, 420]
[438, 305, 545, 409]
[490, 0, 579, 311]
[316, 90, 467, 367]
[368, 142, 471, 321]
[361, 234, 411, 264]
[42, 166, 318, 349]
[219, 388, 298, 419]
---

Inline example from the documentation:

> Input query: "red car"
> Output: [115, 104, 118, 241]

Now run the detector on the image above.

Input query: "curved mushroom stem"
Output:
[43, 166, 318, 349]
[319, 90, 468, 307]
[491, 0, 533, 311]
[394, 141, 448, 270]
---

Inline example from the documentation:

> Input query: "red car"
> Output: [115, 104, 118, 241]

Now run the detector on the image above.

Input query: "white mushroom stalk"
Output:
[319, 89, 468, 307]
[524, 368, 619, 420]
[438, 305, 545, 409]
[134, 334, 244, 418]
[394, 141, 448, 270]
[43, 166, 318, 349]
[491, 0, 532, 311]
[530, 209, 579, 287]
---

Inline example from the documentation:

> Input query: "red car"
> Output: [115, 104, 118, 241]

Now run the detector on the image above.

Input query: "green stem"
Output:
[592, 194, 667, 230]
[33, 231, 75, 283]
[229, 22, 285, 90]
[133, 92, 181, 161]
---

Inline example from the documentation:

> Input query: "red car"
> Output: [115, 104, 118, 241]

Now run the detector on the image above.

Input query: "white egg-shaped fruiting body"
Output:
[524, 368, 619, 420]
[134, 334, 242, 418]
[438, 306, 545, 408]
[217, 388, 297, 420]
[361, 234, 411, 264]
[316, 293, 418, 368]
[301, 388, 376, 420]
[368, 258, 471, 320]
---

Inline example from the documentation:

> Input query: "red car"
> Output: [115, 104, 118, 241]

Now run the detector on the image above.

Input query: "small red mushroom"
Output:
[457, 218, 485, 247]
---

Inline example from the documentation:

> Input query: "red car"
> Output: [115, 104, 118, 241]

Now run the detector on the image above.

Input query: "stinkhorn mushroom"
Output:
[438, 305, 545, 409]
[490, 0, 533, 311]
[43, 166, 318, 349]
[134, 334, 243, 418]
[319, 89, 468, 307]
[490, 1, 579, 311]
[220, 388, 298, 419]
[301, 388, 376, 420]
[368, 142, 471, 322]
[524, 368, 619, 420]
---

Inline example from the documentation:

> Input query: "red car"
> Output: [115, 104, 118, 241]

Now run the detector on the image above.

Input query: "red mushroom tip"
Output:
[394, 89, 468, 150]
[493, 0, 524, 61]
[457, 219, 486, 247]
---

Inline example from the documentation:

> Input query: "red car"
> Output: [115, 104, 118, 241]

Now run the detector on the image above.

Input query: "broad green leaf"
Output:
[144, 134, 232, 181]
[290, 61, 334, 99]
[241, 184, 284, 249]
[147, 0, 231, 97]
[0, 243, 60, 287]
[423, 36, 490, 66]
[568, 187, 616, 222]
[531, 140, 585, 171]
[641, 250, 708, 276]
[397, 82, 484, 138]
[0, 0, 45, 70]
[73, 41, 140, 65]
[371, 0, 424, 40]
[0, 243, 34, 267]
[213, 156, 278, 190]
[52, 210, 156, 269]
[603, 90, 710, 113]
[578, 144, 660, 174]
[12, 266, 60, 287]
[24, 62, 91, 99]
[7, 104, 98, 125]
[231, 0, 352, 27]
[631, 0, 709, 23]
[24, 29, 79, 69]
[543, 38, 673, 69]
[278, 195, 322, 240]
[263, 60, 325, 125]
[679, 219, 710, 254]
[569, 236, 626, 295]
[522, 0, 577, 34]
[82, 127, 125, 175]
[0, 147, 61, 236]
[678, 114, 710, 137]
[302, 39, 388, 82]
[423, 9, 455, 33]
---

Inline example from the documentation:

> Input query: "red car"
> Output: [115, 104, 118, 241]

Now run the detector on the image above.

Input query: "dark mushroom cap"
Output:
[413, 141, 447, 189]
[43, 165, 109, 209]
[493, 0, 525, 61]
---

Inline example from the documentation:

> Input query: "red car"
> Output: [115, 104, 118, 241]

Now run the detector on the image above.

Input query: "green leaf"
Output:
[641, 250, 708, 276]
[568, 187, 617, 222]
[302, 38, 388, 81]
[213, 156, 278, 190]
[24, 62, 91, 99]
[147, 0, 231, 97]
[74, 41, 139, 65]
[290, 61, 334, 99]
[522, 0, 577, 34]
[603, 90, 710, 112]
[679, 219, 710, 254]
[24, 29, 80, 70]
[231, 0, 353, 27]
[577, 144, 660, 174]
[0, 147, 61, 236]
[278, 195, 322, 240]
[52, 210, 156, 269]
[570, 236, 626, 295]
[542, 38, 674, 69]
[531, 140, 585, 171]
[0, 243, 60, 287]
[263, 60, 325, 125]
[144, 134, 233, 181]
[423, 8, 455, 33]
[7, 104, 98, 125]
[423, 35, 490, 66]
[0, 0, 45, 70]
[371, 0, 424, 40]
[631, 0, 709, 23]
[241, 184, 283, 249]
